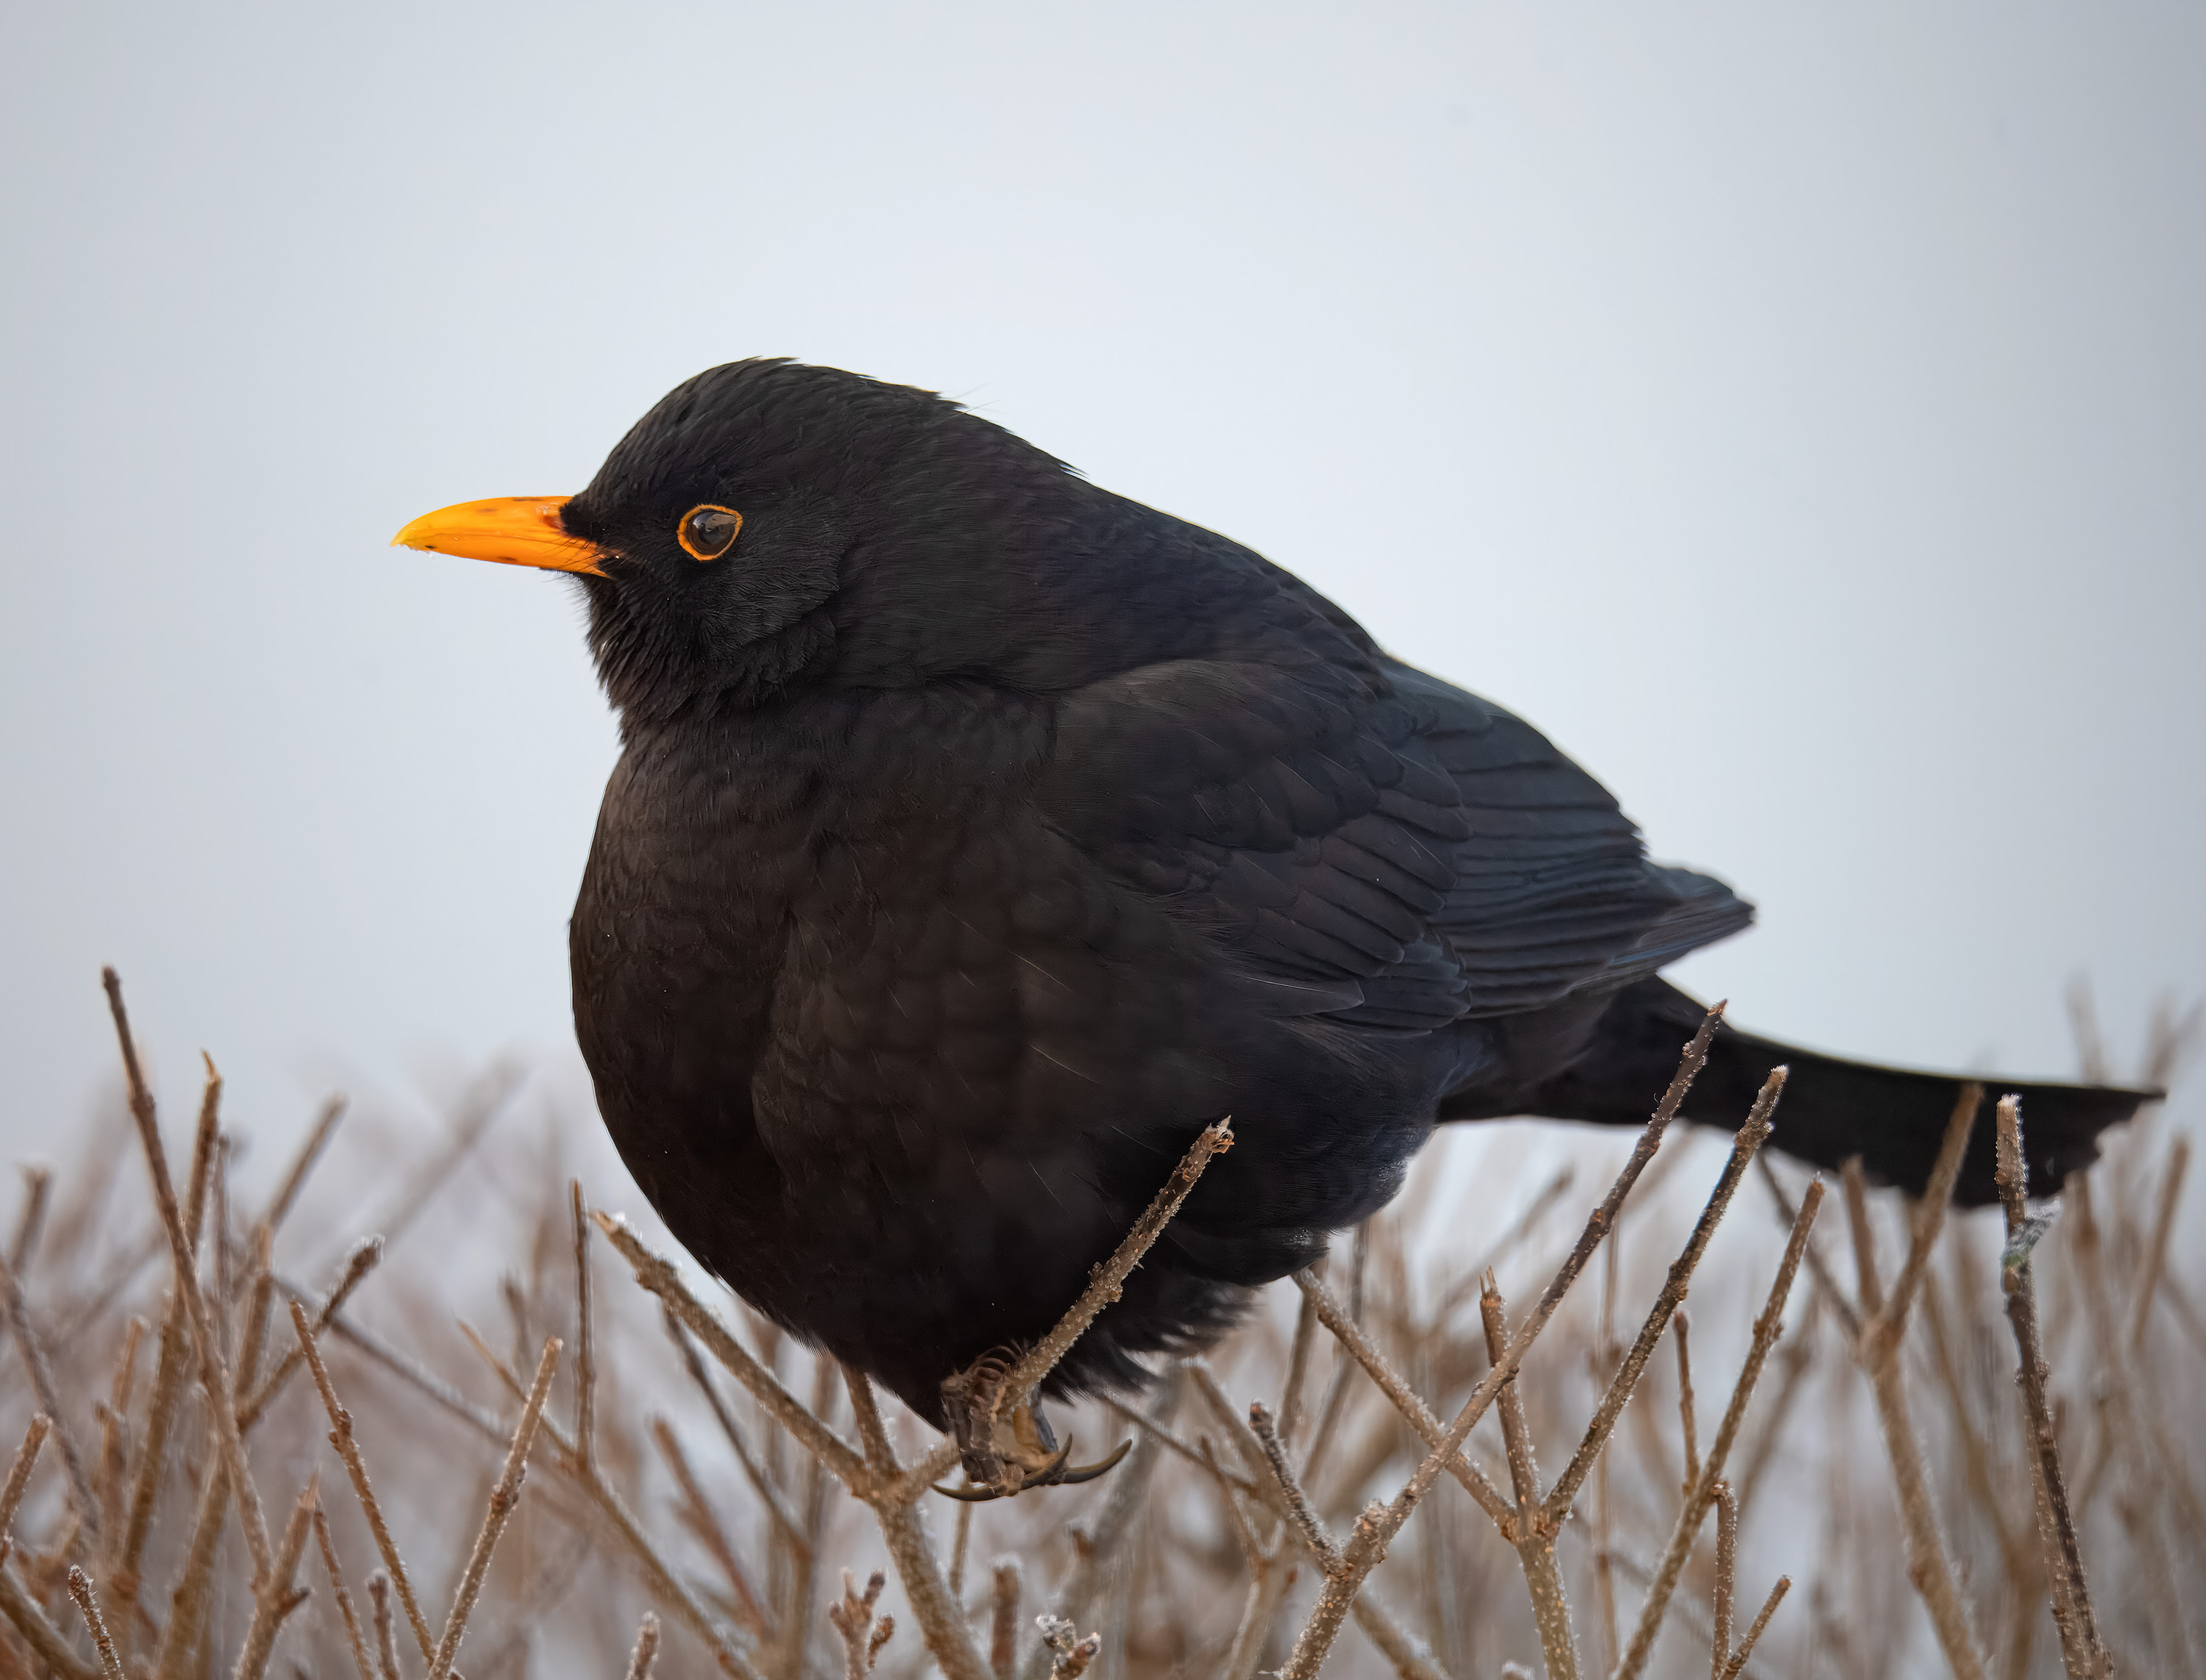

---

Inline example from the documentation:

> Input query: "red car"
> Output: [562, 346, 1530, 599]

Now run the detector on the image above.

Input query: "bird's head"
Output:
[393, 360, 1116, 726]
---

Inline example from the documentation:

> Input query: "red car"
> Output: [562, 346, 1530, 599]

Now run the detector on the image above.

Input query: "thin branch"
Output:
[1996, 1098, 2109, 1680]
[988, 1120, 1236, 1454]
[2128, 1134, 2191, 1355]
[662, 1311, 810, 1557]
[571, 1181, 598, 1473]
[1249, 1401, 1338, 1567]
[0, 1417, 48, 1537]
[313, 1501, 376, 1680]
[368, 1573, 401, 1680]
[0, 1556, 99, 1680]
[624, 1612, 663, 1680]
[260, 1095, 346, 1235]
[592, 1215, 870, 1490]
[290, 1297, 436, 1665]
[232, 1479, 316, 1680]
[65, 1567, 124, 1680]
[1544, 1068, 1788, 1523]
[1675, 1312, 1701, 1499]
[101, 981, 274, 1584]
[1481, 1279, 1578, 1680]
[651, 1415, 768, 1635]
[1711, 1481, 1737, 1679]
[0, 1248, 99, 1539]
[424, 1335, 561, 1680]
[1850, 1092, 1989, 1680]
[990, 1560, 1022, 1680]
[1718, 1579, 1791, 1680]
[1282, 1006, 1728, 1680]
[1613, 1178, 1822, 1680]
[1288, 1268, 1515, 1528]
[239, 1237, 385, 1432]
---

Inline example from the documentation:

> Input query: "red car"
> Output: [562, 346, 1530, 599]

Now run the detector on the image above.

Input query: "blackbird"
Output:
[395, 359, 2149, 1476]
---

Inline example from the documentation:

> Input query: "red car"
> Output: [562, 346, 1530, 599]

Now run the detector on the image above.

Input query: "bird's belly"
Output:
[568, 742, 1468, 1415]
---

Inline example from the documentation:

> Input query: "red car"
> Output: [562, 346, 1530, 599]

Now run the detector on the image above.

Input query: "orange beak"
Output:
[390, 496, 605, 576]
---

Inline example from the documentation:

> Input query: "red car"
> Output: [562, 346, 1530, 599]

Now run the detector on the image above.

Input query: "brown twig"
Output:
[1613, 1177, 1822, 1680]
[988, 1120, 1235, 1456]
[1480, 1279, 1578, 1680]
[624, 1611, 663, 1680]
[290, 1296, 435, 1664]
[7, 1171, 50, 1280]
[1710, 1481, 1737, 1678]
[232, 1479, 316, 1680]
[2129, 1134, 2191, 1355]
[239, 1237, 385, 1431]
[662, 1311, 810, 1557]
[0, 1248, 99, 1540]
[1279, 1005, 1727, 1680]
[313, 1501, 376, 1680]
[425, 1335, 560, 1680]
[102, 979, 274, 1584]
[1035, 1615, 1100, 1680]
[1675, 1311, 1702, 1498]
[571, 1181, 598, 1473]
[651, 1415, 768, 1634]
[65, 1566, 124, 1680]
[0, 1556, 98, 1680]
[260, 1095, 346, 1235]
[990, 1559, 1022, 1680]
[0, 1416, 48, 1539]
[458, 1317, 763, 1680]
[1846, 1090, 1990, 1680]
[1288, 1268, 1516, 1528]
[1718, 1578, 1791, 1680]
[592, 1215, 870, 1489]
[1543, 1068, 1788, 1525]
[1996, 1098, 2109, 1679]
[368, 1573, 402, 1680]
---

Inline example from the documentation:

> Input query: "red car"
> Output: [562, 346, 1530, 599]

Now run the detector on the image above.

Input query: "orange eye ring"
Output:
[677, 504, 743, 562]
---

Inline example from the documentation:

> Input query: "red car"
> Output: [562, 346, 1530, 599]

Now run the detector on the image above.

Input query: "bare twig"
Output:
[826, 1570, 894, 1680]
[7, 1170, 50, 1279]
[592, 1215, 868, 1489]
[0, 1556, 99, 1680]
[232, 1479, 316, 1680]
[1035, 1615, 1100, 1680]
[1613, 1178, 1822, 1680]
[988, 1120, 1235, 1459]
[1480, 1279, 1578, 1680]
[1848, 1091, 1989, 1680]
[990, 1560, 1022, 1680]
[1282, 1005, 1728, 1680]
[1718, 1579, 1791, 1680]
[1544, 1068, 1788, 1523]
[571, 1181, 598, 1473]
[1675, 1312, 1702, 1498]
[624, 1611, 663, 1680]
[2129, 1134, 2191, 1355]
[261, 1095, 346, 1235]
[368, 1573, 401, 1680]
[1248, 1401, 1335, 1568]
[103, 979, 274, 1584]
[65, 1566, 124, 1680]
[1996, 1098, 2109, 1679]
[651, 1415, 768, 1634]
[291, 1297, 436, 1664]
[239, 1237, 385, 1431]
[663, 1311, 810, 1556]
[0, 1249, 99, 1539]
[313, 1501, 377, 1680]
[425, 1334, 561, 1680]
[0, 1416, 48, 1539]
[1711, 1481, 1737, 1678]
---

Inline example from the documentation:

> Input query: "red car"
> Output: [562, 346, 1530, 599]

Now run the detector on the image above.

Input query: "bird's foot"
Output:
[933, 1354, 1133, 1501]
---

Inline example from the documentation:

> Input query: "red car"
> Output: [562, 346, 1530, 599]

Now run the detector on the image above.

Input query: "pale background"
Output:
[3, 3, 2200, 1162]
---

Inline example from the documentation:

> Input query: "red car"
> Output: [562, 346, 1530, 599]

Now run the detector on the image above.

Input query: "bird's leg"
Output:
[937, 1355, 1135, 1501]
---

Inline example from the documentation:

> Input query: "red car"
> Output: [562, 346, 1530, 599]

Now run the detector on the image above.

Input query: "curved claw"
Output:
[1048, 1436, 1134, 1487]
[1025, 1433, 1077, 1485]
[933, 1480, 1011, 1503]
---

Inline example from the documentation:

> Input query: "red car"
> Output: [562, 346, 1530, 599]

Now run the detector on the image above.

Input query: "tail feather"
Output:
[1520, 979, 2155, 1206]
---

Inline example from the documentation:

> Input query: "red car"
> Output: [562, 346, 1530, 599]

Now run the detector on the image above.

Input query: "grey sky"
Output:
[3, 2, 2200, 1158]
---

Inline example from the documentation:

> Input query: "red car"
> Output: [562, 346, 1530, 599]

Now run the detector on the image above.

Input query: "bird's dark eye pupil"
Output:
[678, 504, 742, 561]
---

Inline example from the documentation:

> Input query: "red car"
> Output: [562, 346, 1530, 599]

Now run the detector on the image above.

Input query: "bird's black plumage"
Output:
[421, 359, 2149, 1423]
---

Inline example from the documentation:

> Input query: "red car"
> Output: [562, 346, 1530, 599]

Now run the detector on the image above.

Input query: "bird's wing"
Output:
[1038, 654, 1750, 1029]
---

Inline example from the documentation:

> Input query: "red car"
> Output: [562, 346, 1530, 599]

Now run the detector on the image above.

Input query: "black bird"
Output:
[394, 359, 2148, 1477]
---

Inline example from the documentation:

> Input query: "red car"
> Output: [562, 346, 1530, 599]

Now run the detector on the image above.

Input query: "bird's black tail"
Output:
[1514, 979, 2155, 1206]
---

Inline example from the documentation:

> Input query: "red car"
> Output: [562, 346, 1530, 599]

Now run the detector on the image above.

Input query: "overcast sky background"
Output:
[2, 3, 2200, 1172]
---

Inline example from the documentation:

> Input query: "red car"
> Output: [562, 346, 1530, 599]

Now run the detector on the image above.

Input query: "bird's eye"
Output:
[677, 504, 743, 562]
